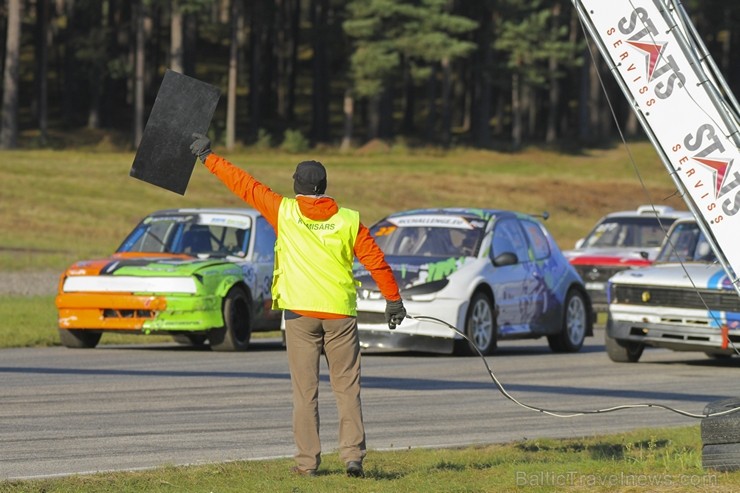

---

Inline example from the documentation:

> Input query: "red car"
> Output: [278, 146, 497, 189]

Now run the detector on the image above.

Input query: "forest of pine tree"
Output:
[1, 0, 738, 151]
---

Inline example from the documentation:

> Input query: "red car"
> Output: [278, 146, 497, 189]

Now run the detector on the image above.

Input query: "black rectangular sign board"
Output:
[129, 70, 220, 195]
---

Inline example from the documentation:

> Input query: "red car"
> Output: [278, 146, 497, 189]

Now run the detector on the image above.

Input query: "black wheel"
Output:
[209, 287, 252, 352]
[702, 443, 740, 471]
[460, 292, 496, 356]
[172, 334, 208, 346]
[58, 329, 102, 349]
[702, 398, 740, 446]
[604, 332, 644, 363]
[548, 289, 588, 353]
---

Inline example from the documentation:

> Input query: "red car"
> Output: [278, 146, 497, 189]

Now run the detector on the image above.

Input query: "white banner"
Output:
[573, 0, 740, 288]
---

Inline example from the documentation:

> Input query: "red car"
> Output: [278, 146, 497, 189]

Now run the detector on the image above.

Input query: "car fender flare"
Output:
[215, 275, 251, 301]
[454, 279, 495, 337]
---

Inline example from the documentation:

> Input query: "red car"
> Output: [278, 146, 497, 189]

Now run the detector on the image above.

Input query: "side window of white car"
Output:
[521, 220, 551, 260]
[491, 219, 529, 263]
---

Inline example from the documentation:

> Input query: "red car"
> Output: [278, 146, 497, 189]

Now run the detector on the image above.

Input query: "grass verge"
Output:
[2, 426, 738, 492]
[0, 142, 686, 272]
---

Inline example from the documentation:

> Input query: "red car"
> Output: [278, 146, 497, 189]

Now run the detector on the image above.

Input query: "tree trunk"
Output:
[493, 90, 504, 137]
[133, 0, 146, 148]
[545, 2, 563, 145]
[425, 65, 437, 143]
[0, 0, 22, 149]
[367, 93, 380, 141]
[340, 88, 353, 151]
[170, 0, 184, 73]
[511, 72, 522, 150]
[440, 58, 452, 147]
[460, 61, 471, 133]
[588, 53, 602, 143]
[578, 45, 592, 142]
[527, 84, 538, 141]
[546, 58, 560, 144]
[226, 0, 241, 149]
[625, 108, 639, 137]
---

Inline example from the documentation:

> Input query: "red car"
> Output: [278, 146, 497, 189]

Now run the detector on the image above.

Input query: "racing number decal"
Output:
[374, 226, 397, 237]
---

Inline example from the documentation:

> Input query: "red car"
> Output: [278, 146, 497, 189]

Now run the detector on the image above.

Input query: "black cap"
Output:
[293, 160, 327, 195]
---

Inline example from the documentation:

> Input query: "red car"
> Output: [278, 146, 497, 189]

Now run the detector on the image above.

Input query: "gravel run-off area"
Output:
[1, 271, 60, 296]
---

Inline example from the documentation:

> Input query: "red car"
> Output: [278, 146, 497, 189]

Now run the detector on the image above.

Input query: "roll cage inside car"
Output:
[118, 214, 252, 258]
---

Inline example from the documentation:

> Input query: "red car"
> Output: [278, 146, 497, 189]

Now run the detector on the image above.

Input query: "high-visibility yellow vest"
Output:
[272, 198, 360, 316]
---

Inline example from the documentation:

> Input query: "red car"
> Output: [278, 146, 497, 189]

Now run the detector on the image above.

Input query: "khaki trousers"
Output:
[284, 315, 366, 471]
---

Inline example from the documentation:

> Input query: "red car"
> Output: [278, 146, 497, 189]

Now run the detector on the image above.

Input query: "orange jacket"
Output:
[203, 154, 401, 318]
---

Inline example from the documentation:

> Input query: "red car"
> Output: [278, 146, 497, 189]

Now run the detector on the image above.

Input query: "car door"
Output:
[519, 218, 560, 332]
[489, 218, 537, 337]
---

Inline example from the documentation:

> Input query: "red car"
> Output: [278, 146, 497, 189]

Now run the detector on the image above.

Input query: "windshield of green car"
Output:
[117, 214, 252, 257]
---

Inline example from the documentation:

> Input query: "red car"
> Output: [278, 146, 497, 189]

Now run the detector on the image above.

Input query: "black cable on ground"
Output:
[409, 314, 740, 419]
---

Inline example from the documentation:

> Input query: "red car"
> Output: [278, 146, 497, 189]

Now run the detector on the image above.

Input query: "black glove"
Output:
[190, 133, 212, 162]
[385, 299, 406, 330]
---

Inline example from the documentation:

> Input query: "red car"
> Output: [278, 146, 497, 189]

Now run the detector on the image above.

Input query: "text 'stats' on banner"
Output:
[571, 0, 740, 295]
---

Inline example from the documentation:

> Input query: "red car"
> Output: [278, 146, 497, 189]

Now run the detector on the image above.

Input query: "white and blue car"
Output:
[606, 217, 740, 362]
[354, 208, 593, 355]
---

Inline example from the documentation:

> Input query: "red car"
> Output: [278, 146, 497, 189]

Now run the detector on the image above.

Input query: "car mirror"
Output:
[639, 250, 649, 259]
[493, 252, 518, 267]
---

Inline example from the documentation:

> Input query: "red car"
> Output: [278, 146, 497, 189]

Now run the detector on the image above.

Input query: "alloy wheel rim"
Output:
[566, 296, 586, 344]
[471, 299, 493, 349]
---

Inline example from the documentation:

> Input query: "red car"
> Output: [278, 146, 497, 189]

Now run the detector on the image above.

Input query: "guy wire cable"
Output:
[408, 314, 740, 419]
[575, 0, 740, 356]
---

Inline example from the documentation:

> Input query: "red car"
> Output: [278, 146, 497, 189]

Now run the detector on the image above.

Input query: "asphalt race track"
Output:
[2, 327, 739, 480]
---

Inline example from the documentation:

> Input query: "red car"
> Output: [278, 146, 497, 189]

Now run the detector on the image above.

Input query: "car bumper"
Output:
[607, 305, 739, 353]
[356, 297, 467, 352]
[56, 292, 223, 332]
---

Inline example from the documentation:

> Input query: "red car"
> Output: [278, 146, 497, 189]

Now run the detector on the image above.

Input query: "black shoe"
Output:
[346, 461, 364, 478]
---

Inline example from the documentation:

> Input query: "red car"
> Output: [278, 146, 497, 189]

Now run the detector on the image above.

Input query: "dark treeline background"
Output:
[1, 0, 738, 151]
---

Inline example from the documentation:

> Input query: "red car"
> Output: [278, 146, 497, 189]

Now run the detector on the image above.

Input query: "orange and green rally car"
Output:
[55, 208, 281, 351]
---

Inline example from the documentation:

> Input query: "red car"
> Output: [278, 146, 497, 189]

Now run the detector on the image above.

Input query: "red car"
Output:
[563, 205, 693, 313]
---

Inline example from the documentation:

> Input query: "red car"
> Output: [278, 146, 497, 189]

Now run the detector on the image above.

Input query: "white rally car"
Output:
[606, 217, 740, 362]
[354, 207, 593, 355]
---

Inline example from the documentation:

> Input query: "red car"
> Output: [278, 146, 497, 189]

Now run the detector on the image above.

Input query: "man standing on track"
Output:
[190, 133, 406, 478]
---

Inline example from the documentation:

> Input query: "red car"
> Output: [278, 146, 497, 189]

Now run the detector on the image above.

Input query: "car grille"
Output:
[574, 265, 628, 283]
[357, 311, 386, 325]
[103, 309, 156, 319]
[613, 285, 740, 312]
